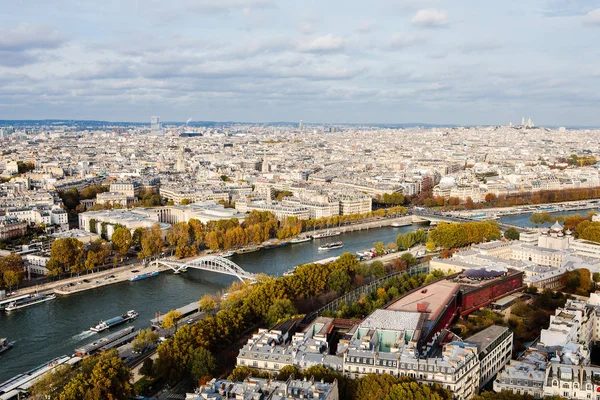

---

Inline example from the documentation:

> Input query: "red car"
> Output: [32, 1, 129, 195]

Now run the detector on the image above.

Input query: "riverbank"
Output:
[455, 199, 599, 218]
[15, 216, 416, 298]
[53, 263, 173, 296]
[301, 215, 414, 237]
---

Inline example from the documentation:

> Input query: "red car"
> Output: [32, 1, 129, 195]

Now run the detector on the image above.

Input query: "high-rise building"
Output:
[150, 116, 164, 136]
[299, 120, 304, 131]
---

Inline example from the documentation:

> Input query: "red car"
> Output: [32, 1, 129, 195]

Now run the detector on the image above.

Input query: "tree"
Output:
[277, 365, 301, 381]
[400, 253, 417, 267]
[85, 239, 111, 273]
[49, 237, 85, 276]
[111, 227, 132, 257]
[266, 298, 297, 326]
[198, 295, 217, 312]
[31, 364, 75, 399]
[0, 253, 23, 273]
[60, 349, 133, 400]
[167, 222, 195, 258]
[162, 310, 182, 330]
[484, 193, 497, 203]
[139, 223, 164, 259]
[89, 218, 97, 234]
[327, 268, 352, 293]
[132, 328, 159, 352]
[132, 227, 144, 249]
[504, 227, 520, 241]
[373, 241, 386, 256]
[180, 198, 192, 205]
[140, 358, 154, 377]
[3, 270, 20, 292]
[188, 347, 217, 382]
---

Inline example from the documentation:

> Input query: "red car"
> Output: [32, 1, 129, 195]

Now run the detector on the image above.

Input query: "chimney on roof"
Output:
[417, 303, 429, 313]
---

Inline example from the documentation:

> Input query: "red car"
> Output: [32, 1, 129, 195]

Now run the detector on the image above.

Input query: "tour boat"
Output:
[90, 310, 138, 332]
[4, 294, 56, 312]
[312, 231, 341, 239]
[129, 271, 159, 282]
[318, 241, 344, 250]
[290, 237, 312, 244]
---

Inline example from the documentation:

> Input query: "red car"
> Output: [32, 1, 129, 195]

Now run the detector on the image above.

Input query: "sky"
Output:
[1, 0, 600, 126]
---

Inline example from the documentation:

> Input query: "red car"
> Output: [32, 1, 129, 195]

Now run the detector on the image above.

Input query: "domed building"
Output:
[538, 220, 572, 250]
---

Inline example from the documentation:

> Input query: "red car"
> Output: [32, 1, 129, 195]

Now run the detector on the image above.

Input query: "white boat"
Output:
[221, 251, 235, 258]
[318, 241, 344, 250]
[391, 222, 407, 227]
[312, 231, 341, 239]
[5, 294, 56, 312]
[290, 236, 312, 244]
[0, 338, 14, 355]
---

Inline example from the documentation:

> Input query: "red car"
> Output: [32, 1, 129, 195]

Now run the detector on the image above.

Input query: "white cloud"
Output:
[387, 34, 423, 50]
[412, 9, 449, 27]
[583, 9, 600, 25]
[296, 34, 345, 53]
[0, 24, 65, 51]
[356, 20, 378, 34]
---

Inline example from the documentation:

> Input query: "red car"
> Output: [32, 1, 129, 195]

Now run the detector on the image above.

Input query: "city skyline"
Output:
[2, 1, 600, 126]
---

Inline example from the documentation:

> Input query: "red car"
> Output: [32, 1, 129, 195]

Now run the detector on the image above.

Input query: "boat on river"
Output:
[4, 294, 56, 312]
[0, 338, 14, 355]
[129, 271, 159, 282]
[312, 231, 341, 239]
[290, 236, 312, 244]
[90, 310, 138, 332]
[318, 241, 344, 250]
[236, 246, 261, 255]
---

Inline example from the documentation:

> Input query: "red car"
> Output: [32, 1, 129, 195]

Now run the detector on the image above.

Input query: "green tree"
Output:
[89, 218, 97, 234]
[400, 253, 417, 267]
[188, 347, 217, 382]
[132, 227, 144, 249]
[140, 358, 154, 377]
[180, 198, 192, 205]
[327, 268, 352, 293]
[266, 298, 297, 326]
[162, 310, 183, 330]
[277, 365, 302, 381]
[111, 227, 132, 257]
[504, 227, 520, 240]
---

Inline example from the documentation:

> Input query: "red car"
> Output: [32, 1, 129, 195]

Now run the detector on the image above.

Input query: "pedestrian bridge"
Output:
[412, 210, 532, 233]
[153, 255, 255, 281]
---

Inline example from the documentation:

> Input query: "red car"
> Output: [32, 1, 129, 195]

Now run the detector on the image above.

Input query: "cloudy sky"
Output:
[2, 0, 600, 125]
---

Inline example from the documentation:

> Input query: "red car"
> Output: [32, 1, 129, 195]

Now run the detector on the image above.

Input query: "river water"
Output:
[0, 224, 417, 381]
[498, 208, 599, 228]
[3, 208, 598, 381]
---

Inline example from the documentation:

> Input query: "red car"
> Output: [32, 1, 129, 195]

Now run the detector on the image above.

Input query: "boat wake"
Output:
[71, 330, 95, 342]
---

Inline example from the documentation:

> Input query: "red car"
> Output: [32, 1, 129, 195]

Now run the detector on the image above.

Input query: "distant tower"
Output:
[262, 156, 269, 173]
[176, 147, 185, 172]
[299, 120, 304, 132]
[521, 117, 525, 127]
[150, 116, 164, 136]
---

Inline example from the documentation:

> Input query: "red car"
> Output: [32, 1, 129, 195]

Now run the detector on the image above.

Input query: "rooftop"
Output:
[385, 280, 460, 322]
